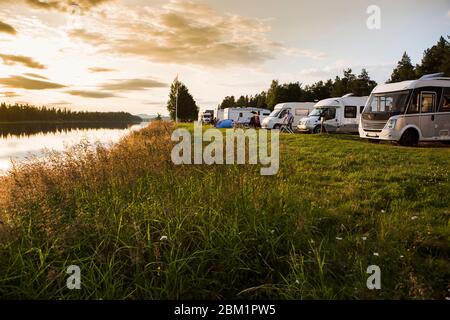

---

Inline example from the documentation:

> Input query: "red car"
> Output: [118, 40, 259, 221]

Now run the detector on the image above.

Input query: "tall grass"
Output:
[0, 122, 448, 299]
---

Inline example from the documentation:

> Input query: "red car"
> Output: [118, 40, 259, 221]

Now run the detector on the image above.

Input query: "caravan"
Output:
[223, 107, 271, 124]
[359, 74, 450, 145]
[261, 102, 315, 130]
[298, 94, 368, 134]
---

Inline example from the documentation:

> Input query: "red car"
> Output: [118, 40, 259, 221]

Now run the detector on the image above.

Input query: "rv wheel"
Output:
[313, 125, 324, 134]
[399, 129, 419, 147]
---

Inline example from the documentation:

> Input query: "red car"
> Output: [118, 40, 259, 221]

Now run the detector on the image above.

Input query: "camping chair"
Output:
[280, 116, 294, 134]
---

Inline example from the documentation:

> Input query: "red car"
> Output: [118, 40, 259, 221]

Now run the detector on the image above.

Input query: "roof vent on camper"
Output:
[342, 93, 354, 98]
[419, 73, 447, 80]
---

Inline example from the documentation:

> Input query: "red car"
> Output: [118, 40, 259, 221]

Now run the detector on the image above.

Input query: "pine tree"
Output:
[388, 52, 416, 83]
[416, 36, 450, 77]
[167, 78, 199, 122]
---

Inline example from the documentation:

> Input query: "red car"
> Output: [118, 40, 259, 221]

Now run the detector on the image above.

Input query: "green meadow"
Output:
[0, 122, 448, 299]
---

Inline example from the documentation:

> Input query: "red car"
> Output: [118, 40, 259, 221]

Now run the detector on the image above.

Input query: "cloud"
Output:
[0, 75, 66, 89]
[47, 101, 72, 105]
[99, 78, 168, 91]
[0, 21, 16, 35]
[88, 67, 116, 73]
[0, 91, 20, 98]
[73, 0, 281, 67]
[23, 73, 49, 80]
[68, 29, 106, 44]
[66, 90, 117, 98]
[0, 54, 46, 69]
[23, 0, 111, 12]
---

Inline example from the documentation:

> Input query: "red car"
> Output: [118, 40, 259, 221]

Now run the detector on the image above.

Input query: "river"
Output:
[0, 122, 148, 175]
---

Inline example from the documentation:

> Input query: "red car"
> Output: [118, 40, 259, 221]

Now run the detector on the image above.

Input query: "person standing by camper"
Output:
[283, 110, 294, 131]
[249, 111, 261, 128]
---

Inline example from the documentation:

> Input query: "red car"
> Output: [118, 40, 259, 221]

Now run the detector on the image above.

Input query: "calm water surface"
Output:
[0, 122, 148, 175]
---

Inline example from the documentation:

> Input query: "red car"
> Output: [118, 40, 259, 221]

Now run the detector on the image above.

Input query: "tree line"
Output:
[0, 103, 142, 123]
[218, 35, 449, 111]
[219, 68, 377, 110]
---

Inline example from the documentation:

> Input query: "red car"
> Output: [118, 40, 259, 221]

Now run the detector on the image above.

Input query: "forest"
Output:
[0, 103, 142, 123]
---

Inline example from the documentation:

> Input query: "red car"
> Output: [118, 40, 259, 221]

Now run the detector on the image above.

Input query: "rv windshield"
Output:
[269, 109, 282, 117]
[309, 109, 323, 117]
[365, 91, 411, 115]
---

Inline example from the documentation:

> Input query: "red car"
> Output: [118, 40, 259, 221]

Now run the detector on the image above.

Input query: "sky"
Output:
[0, 0, 449, 116]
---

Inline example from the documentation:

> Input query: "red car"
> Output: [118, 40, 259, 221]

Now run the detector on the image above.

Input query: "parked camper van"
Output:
[199, 110, 214, 124]
[261, 102, 315, 130]
[298, 94, 368, 134]
[359, 73, 450, 146]
[223, 107, 271, 124]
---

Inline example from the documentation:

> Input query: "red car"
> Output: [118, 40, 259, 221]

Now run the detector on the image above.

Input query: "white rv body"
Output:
[214, 108, 225, 122]
[223, 107, 271, 124]
[261, 102, 315, 130]
[359, 74, 450, 145]
[298, 95, 368, 133]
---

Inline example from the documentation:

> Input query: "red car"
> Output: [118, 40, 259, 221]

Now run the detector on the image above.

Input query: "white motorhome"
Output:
[359, 74, 450, 146]
[223, 107, 271, 124]
[298, 94, 368, 134]
[214, 108, 225, 122]
[261, 102, 315, 130]
[200, 110, 214, 124]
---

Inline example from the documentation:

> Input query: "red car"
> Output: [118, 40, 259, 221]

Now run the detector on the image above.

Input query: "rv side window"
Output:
[323, 108, 336, 120]
[239, 112, 243, 117]
[344, 106, 357, 118]
[407, 92, 420, 114]
[360, 106, 365, 114]
[439, 89, 450, 112]
[295, 109, 308, 116]
[419, 92, 436, 113]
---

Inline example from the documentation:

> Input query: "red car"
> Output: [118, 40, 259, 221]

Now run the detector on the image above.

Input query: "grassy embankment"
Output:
[0, 122, 448, 299]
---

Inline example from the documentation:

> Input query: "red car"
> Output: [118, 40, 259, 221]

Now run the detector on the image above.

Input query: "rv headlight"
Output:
[386, 119, 397, 129]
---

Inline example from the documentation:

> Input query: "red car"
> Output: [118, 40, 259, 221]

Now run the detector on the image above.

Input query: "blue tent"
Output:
[216, 119, 234, 129]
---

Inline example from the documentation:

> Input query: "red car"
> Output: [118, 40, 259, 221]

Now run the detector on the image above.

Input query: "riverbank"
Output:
[0, 122, 449, 299]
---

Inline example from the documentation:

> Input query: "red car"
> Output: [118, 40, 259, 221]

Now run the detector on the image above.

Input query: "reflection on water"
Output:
[0, 122, 148, 175]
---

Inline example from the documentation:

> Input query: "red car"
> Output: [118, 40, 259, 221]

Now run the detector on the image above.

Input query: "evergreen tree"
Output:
[354, 69, 377, 95]
[236, 95, 247, 107]
[416, 36, 450, 77]
[219, 96, 236, 109]
[388, 52, 416, 83]
[167, 78, 199, 122]
[266, 80, 280, 110]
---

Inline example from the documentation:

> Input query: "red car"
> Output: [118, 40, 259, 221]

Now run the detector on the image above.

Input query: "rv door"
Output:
[419, 91, 437, 139]
[322, 108, 338, 132]
[435, 88, 450, 139]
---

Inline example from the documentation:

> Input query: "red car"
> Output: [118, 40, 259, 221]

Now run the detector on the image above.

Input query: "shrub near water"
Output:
[0, 122, 449, 299]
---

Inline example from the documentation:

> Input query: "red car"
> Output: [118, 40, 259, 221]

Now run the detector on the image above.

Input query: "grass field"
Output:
[0, 122, 449, 299]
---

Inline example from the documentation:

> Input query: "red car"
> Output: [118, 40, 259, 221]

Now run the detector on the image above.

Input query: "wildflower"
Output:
[336, 237, 343, 241]
[381, 210, 385, 213]
[295, 280, 300, 285]
[362, 237, 367, 241]
[373, 252, 379, 256]
[400, 255, 404, 258]
[160, 236, 168, 241]
[270, 230, 275, 234]
[411, 216, 418, 220]
[310, 239, 315, 244]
